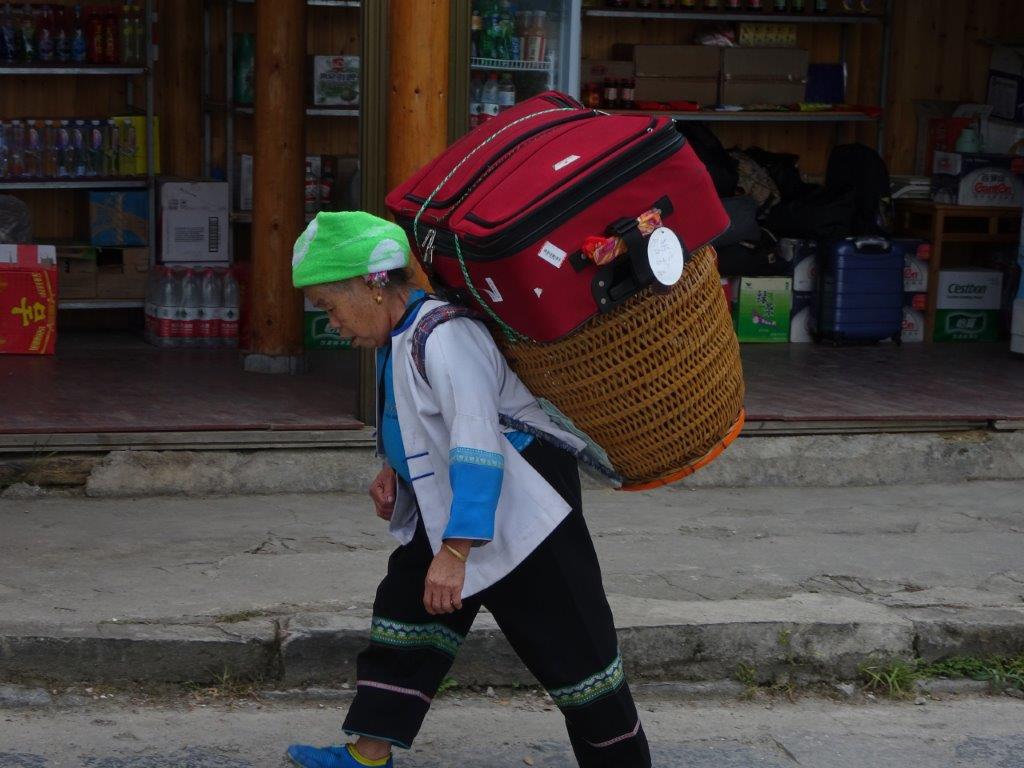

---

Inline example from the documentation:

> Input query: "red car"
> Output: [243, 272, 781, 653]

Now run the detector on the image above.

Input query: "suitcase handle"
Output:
[592, 196, 677, 313]
[851, 237, 891, 253]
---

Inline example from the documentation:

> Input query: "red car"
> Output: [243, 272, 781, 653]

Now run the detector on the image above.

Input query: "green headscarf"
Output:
[292, 211, 411, 289]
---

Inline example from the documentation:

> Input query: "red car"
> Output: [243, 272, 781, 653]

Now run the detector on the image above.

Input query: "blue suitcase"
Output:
[816, 237, 903, 344]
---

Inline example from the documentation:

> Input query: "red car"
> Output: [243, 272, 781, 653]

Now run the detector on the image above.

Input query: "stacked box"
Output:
[934, 269, 1003, 342]
[633, 45, 719, 105]
[89, 191, 149, 247]
[0, 245, 57, 355]
[734, 276, 792, 343]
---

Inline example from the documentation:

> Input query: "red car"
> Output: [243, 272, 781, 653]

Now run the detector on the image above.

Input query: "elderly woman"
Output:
[286, 211, 650, 768]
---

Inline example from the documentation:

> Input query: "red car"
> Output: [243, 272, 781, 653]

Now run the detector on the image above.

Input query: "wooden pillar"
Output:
[246, 0, 307, 373]
[158, 0, 203, 178]
[387, 0, 452, 195]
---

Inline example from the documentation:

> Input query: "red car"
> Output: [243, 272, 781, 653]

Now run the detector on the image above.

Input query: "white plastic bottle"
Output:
[481, 73, 501, 124]
[154, 267, 180, 348]
[221, 268, 240, 349]
[198, 267, 222, 348]
[178, 268, 202, 348]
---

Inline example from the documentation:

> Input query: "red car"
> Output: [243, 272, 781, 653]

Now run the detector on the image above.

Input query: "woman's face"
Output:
[305, 280, 390, 349]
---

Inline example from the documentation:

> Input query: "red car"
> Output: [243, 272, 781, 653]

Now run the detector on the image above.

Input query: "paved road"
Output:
[2, 690, 1023, 767]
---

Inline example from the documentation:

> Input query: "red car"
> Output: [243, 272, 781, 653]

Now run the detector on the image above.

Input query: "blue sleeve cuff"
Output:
[443, 447, 503, 543]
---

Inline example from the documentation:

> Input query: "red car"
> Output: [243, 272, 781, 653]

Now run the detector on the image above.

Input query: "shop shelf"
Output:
[470, 57, 553, 73]
[0, 179, 150, 190]
[58, 299, 144, 310]
[205, 100, 358, 117]
[232, 0, 360, 6]
[0, 65, 147, 75]
[584, 8, 883, 24]
[608, 108, 879, 123]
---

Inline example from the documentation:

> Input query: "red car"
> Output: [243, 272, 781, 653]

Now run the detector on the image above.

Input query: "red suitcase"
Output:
[386, 91, 729, 342]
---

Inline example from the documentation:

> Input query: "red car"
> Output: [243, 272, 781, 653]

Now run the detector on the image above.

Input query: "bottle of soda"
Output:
[132, 5, 144, 65]
[602, 77, 619, 109]
[621, 78, 636, 110]
[470, 7, 482, 58]
[304, 160, 318, 214]
[37, 4, 54, 62]
[8, 120, 24, 177]
[71, 119, 86, 177]
[704, 0, 720, 8]
[497, 72, 516, 111]
[56, 119, 70, 177]
[120, 2, 133, 64]
[0, 5, 15, 64]
[814, 0, 829, 11]
[103, 6, 117, 64]
[54, 5, 69, 62]
[0, 121, 8, 179]
[120, 117, 136, 175]
[748, 0, 764, 10]
[105, 118, 119, 176]
[70, 4, 86, 63]
[42, 119, 58, 177]
[791, 0, 805, 8]
[19, 3, 35, 63]
[198, 268, 223, 348]
[526, 9, 545, 63]
[221, 269, 241, 349]
[23, 119, 40, 177]
[774, 0, 788, 9]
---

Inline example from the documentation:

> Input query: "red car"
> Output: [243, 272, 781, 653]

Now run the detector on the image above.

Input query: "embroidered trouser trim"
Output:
[342, 441, 651, 767]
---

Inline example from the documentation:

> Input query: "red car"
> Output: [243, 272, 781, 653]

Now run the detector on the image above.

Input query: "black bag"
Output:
[764, 187, 857, 240]
[678, 124, 738, 198]
[742, 147, 812, 202]
[714, 196, 785, 276]
[825, 143, 893, 236]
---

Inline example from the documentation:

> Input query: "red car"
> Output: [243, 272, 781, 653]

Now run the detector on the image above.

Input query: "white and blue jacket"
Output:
[379, 295, 586, 598]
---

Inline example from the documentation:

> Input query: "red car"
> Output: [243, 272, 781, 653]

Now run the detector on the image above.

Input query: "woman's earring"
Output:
[375, 293, 383, 305]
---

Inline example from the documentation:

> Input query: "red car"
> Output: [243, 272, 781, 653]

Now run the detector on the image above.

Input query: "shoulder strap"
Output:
[411, 303, 482, 386]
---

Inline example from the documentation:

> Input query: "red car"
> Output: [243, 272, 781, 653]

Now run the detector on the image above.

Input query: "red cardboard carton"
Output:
[0, 244, 58, 356]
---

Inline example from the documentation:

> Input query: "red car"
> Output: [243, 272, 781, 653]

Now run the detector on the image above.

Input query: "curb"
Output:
[4, 595, 1022, 689]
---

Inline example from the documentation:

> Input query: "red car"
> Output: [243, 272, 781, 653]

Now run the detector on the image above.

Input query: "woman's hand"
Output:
[423, 540, 471, 615]
[369, 466, 397, 521]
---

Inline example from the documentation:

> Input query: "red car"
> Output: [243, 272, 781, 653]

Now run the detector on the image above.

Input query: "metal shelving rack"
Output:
[0, 0, 157, 312]
[202, 0, 362, 259]
[582, 1, 893, 147]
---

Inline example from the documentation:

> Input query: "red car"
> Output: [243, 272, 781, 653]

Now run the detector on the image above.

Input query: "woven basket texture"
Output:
[496, 245, 745, 486]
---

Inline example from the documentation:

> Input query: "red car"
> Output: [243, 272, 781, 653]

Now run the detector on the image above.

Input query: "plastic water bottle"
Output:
[221, 268, 240, 349]
[178, 268, 201, 348]
[198, 268, 223, 348]
[154, 267, 180, 348]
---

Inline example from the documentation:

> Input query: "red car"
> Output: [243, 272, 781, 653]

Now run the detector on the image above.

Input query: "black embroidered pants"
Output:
[342, 440, 651, 767]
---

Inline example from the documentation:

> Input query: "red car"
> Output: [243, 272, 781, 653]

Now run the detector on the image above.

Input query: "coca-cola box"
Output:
[0, 245, 58, 356]
[931, 151, 1024, 207]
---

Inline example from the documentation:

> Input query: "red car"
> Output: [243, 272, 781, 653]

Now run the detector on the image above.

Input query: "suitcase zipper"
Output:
[405, 111, 599, 212]
[404, 122, 683, 261]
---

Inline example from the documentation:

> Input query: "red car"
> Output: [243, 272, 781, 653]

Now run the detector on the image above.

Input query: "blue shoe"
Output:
[286, 743, 394, 768]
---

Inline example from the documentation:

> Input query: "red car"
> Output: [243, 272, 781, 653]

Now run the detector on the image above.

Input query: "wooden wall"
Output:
[885, 0, 1024, 174]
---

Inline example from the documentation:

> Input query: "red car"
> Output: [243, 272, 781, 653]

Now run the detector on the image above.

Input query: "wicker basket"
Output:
[496, 245, 745, 490]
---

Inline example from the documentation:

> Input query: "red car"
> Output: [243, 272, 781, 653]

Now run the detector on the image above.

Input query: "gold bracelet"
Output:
[443, 543, 467, 563]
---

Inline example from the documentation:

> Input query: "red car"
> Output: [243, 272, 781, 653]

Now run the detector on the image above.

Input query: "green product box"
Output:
[734, 277, 792, 342]
[933, 310, 999, 342]
[304, 310, 352, 350]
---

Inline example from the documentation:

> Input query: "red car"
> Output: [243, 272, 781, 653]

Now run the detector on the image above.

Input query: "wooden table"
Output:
[895, 200, 1021, 341]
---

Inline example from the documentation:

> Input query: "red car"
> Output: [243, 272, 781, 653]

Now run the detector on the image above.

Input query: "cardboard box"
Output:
[734, 276, 792, 342]
[159, 180, 230, 265]
[634, 45, 720, 78]
[721, 80, 806, 107]
[304, 296, 351, 350]
[57, 248, 98, 299]
[932, 151, 1024, 207]
[90, 190, 149, 247]
[934, 269, 1003, 342]
[925, 117, 974, 174]
[634, 77, 717, 105]
[790, 289, 816, 343]
[721, 48, 808, 106]
[900, 242, 930, 293]
[0, 244, 57, 355]
[581, 59, 635, 83]
[96, 248, 149, 299]
[778, 238, 817, 292]
[111, 115, 161, 175]
[987, 45, 1024, 123]
[984, 116, 1024, 155]
[312, 55, 360, 106]
[902, 292, 927, 343]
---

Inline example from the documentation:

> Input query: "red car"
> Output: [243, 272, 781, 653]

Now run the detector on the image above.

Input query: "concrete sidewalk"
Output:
[1, 481, 1023, 688]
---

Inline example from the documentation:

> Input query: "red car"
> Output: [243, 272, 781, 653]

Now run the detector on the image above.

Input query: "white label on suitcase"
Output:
[483, 277, 504, 303]
[648, 227, 685, 286]
[553, 154, 580, 171]
[538, 241, 568, 269]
